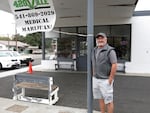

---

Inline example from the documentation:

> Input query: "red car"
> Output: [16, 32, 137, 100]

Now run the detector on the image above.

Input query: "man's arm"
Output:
[109, 63, 117, 84]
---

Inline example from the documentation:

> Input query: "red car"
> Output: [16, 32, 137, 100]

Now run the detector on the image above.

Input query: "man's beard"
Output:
[97, 42, 105, 47]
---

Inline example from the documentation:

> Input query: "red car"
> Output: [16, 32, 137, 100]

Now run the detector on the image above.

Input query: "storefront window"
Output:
[57, 38, 72, 58]
[109, 25, 131, 61]
[61, 27, 77, 38]
[95, 24, 131, 62]
[78, 27, 87, 56]
[94, 26, 110, 36]
[79, 41, 87, 56]
[57, 27, 77, 59]
[56, 25, 131, 62]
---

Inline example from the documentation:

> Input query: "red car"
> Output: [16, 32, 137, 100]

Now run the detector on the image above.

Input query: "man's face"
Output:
[96, 36, 107, 47]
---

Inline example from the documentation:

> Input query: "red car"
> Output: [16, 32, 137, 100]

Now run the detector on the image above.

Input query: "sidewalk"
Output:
[0, 98, 99, 113]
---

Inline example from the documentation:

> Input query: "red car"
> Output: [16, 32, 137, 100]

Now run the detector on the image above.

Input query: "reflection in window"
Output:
[79, 41, 87, 56]
[108, 36, 130, 61]
[56, 24, 131, 62]
[57, 38, 77, 59]
[56, 27, 77, 59]
[57, 38, 72, 58]
[109, 25, 131, 61]
[95, 24, 131, 62]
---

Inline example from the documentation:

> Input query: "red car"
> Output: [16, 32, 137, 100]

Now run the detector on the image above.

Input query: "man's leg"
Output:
[99, 99, 106, 113]
[107, 101, 114, 113]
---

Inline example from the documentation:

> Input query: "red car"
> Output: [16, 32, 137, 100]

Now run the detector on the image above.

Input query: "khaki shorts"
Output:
[93, 76, 114, 104]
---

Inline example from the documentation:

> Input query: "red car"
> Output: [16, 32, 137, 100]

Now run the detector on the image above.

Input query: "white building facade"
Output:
[125, 15, 150, 73]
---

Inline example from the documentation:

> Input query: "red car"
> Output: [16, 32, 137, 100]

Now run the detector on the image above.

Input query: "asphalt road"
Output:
[0, 71, 150, 113]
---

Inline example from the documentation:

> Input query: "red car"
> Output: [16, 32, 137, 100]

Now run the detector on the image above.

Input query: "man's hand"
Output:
[108, 76, 114, 85]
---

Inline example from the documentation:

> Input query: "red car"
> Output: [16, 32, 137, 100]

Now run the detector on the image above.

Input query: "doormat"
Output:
[6, 104, 28, 113]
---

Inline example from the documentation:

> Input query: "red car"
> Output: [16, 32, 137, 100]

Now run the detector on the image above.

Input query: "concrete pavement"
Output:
[0, 98, 99, 113]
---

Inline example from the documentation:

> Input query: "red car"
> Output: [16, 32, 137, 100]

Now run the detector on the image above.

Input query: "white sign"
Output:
[8, 0, 56, 34]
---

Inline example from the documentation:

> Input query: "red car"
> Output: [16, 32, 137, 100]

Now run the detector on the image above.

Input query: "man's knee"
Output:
[107, 102, 114, 113]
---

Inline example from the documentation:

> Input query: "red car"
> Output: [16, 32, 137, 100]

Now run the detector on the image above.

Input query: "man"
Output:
[92, 32, 117, 113]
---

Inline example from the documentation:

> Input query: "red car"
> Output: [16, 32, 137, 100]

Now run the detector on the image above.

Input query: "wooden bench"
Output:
[12, 74, 59, 105]
[55, 58, 75, 71]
